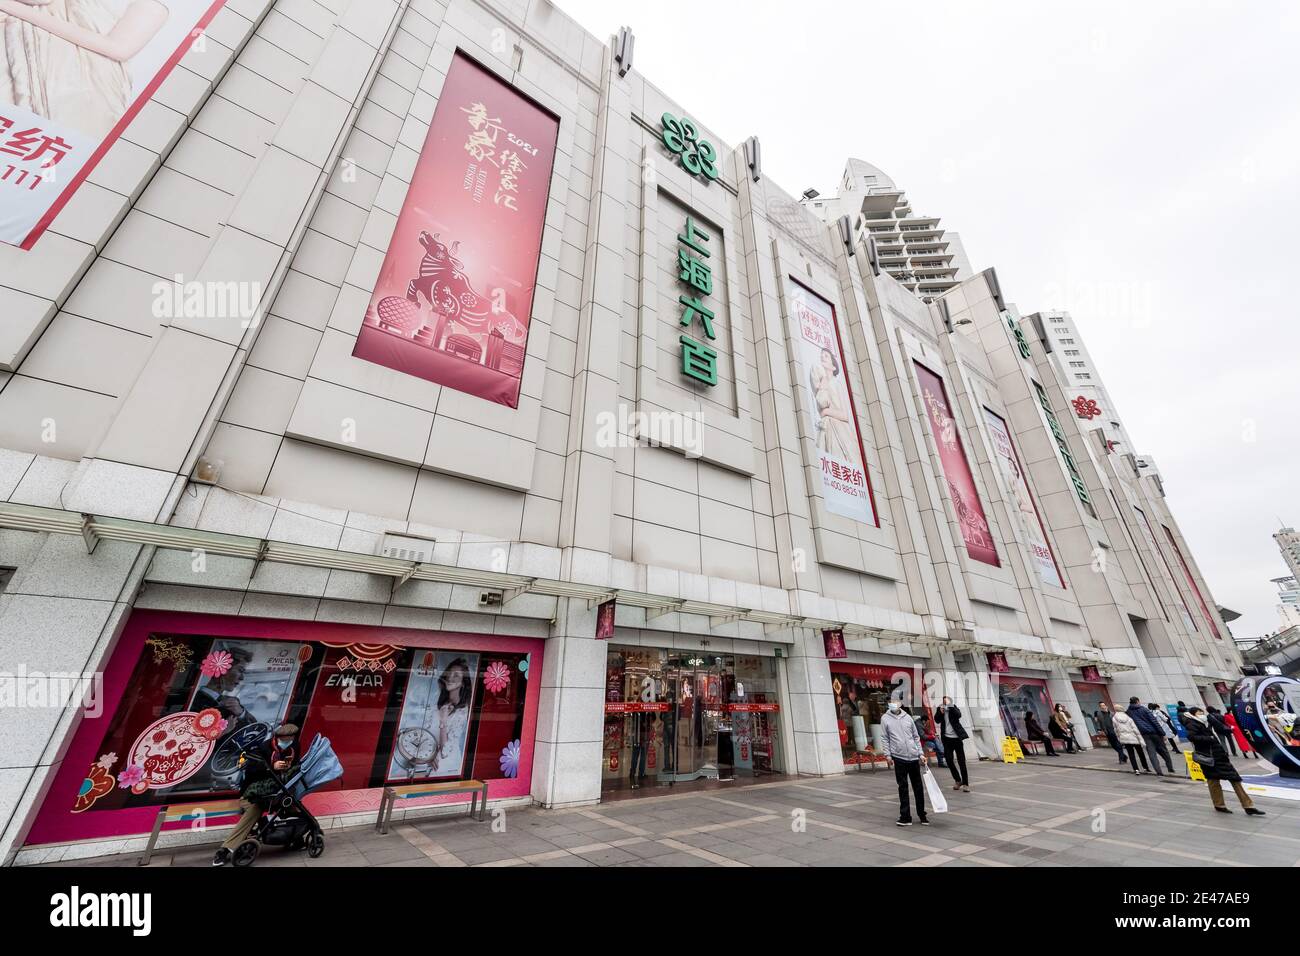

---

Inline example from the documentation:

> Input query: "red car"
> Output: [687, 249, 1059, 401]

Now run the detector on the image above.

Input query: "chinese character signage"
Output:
[788, 279, 877, 525]
[0, 1, 226, 249]
[660, 112, 719, 182]
[1031, 379, 1094, 514]
[353, 52, 559, 408]
[914, 362, 999, 566]
[986, 651, 1010, 674]
[983, 407, 1063, 588]
[675, 214, 718, 386]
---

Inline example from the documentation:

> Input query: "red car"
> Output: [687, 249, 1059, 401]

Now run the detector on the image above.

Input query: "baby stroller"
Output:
[230, 733, 344, 867]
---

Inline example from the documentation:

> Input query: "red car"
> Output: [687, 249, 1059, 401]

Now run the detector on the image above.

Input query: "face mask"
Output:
[887, 702, 901, 713]
[276, 739, 293, 749]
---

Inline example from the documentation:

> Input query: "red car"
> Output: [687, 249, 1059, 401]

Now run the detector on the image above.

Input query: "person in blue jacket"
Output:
[1127, 697, 1174, 776]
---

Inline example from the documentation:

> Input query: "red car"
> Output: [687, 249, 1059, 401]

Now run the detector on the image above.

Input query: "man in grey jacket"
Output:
[881, 701, 928, 826]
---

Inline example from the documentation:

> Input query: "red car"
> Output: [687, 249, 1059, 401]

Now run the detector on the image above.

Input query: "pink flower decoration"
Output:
[193, 708, 225, 740]
[96, 752, 117, 770]
[200, 650, 233, 678]
[483, 661, 511, 695]
[117, 764, 145, 790]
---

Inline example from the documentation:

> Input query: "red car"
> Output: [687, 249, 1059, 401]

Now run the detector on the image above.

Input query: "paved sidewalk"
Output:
[47, 759, 1299, 868]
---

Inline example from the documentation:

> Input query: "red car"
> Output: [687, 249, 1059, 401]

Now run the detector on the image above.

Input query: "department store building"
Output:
[0, 0, 1238, 863]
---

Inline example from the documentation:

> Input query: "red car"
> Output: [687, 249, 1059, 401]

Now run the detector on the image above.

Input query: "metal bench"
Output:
[375, 779, 489, 834]
[138, 798, 244, 865]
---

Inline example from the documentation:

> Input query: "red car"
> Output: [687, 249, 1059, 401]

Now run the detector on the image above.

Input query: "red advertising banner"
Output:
[822, 627, 847, 660]
[1080, 665, 1102, 682]
[1, 1, 228, 249]
[725, 703, 780, 713]
[914, 362, 999, 566]
[1163, 524, 1222, 640]
[603, 702, 671, 714]
[595, 598, 616, 639]
[353, 51, 559, 408]
[987, 651, 1010, 674]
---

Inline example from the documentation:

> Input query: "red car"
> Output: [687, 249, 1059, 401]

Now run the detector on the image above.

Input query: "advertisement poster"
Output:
[983, 407, 1062, 587]
[787, 278, 877, 525]
[26, 613, 540, 845]
[0, 0, 226, 249]
[914, 361, 999, 566]
[822, 628, 847, 660]
[1163, 524, 1222, 640]
[352, 51, 559, 408]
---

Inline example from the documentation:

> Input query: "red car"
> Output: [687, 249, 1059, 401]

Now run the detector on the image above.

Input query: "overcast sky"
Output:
[559, 0, 1300, 642]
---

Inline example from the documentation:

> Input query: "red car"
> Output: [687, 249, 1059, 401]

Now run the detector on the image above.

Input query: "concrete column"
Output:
[529, 596, 606, 808]
[783, 628, 843, 776]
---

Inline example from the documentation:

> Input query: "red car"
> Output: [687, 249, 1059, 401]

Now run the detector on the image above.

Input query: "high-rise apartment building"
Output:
[1277, 527, 1300, 583]
[804, 158, 974, 298]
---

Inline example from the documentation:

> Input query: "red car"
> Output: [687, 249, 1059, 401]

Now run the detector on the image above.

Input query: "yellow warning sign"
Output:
[1002, 737, 1023, 764]
[1184, 750, 1205, 782]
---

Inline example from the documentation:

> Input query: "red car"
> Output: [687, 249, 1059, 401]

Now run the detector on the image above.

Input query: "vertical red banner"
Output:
[914, 362, 999, 566]
[353, 51, 559, 408]
[1163, 524, 1222, 639]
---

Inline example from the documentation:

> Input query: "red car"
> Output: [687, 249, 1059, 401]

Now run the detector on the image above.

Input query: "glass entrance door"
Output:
[664, 653, 728, 781]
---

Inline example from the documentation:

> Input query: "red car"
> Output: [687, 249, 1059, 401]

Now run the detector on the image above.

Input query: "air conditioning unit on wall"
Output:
[378, 533, 436, 565]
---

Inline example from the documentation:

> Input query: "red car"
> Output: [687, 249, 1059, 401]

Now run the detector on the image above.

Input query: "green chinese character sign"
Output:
[676, 215, 717, 386]
[661, 112, 720, 182]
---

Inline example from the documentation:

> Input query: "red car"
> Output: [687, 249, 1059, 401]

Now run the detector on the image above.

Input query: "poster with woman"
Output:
[388, 651, 480, 781]
[982, 407, 1063, 587]
[786, 277, 877, 526]
[0, 0, 225, 248]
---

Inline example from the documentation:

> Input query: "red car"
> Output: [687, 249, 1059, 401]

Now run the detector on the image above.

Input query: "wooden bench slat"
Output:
[388, 780, 485, 797]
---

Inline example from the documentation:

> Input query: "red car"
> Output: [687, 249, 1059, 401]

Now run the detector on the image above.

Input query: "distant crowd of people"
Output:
[876, 693, 1287, 826]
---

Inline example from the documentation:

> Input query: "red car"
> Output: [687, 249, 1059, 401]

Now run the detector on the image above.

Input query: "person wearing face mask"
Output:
[1183, 707, 1265, 817]
[213, 722, 300, 866]
[880, 698, 928, 827]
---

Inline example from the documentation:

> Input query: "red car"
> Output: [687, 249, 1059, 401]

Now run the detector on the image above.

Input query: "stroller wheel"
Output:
[232, 840, 260, 867]
[306, 831, 325, 858]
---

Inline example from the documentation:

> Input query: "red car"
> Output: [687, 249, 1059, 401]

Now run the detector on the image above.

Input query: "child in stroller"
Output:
[212, 723, 344, 867]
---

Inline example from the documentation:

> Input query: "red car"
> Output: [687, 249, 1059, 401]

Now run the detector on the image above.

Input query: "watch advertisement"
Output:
[26, 611, 542, 845]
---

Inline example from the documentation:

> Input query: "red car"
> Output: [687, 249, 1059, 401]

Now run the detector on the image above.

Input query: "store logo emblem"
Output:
[50, 886, 151, 936]
[660, 112, 720, 182]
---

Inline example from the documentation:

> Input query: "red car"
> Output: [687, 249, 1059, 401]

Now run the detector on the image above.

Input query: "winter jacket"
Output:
[1112, 710, 1142, 746]
[1097, 709, 1117, 735]
[880, 709, 923, 761]
[1127, 704, 1164, 736]
[1185, 716, 1241, 782]
[934, 705, 969, 740]
[1224, 711, 1252, 754]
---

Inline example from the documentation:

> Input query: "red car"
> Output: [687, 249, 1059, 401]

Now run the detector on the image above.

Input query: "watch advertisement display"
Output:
[26, 611, 542, 845]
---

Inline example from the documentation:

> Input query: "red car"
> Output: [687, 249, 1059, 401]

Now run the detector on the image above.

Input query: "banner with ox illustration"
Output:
[352, 51, 559, 408]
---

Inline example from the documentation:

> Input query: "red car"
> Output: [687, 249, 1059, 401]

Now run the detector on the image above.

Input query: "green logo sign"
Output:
[1033, 380, 1093, 513]
[676, 215, 717, 386]
[661, 112, 719, 182]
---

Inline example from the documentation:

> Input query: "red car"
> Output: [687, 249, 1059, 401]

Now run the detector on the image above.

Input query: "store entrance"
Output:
[602, 646, 782, 793]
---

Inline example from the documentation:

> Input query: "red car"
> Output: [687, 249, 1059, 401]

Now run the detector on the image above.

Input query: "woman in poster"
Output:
[0, 0, 170, 139]
[433, 658, 473, 771]
[809, 347, 857, 461]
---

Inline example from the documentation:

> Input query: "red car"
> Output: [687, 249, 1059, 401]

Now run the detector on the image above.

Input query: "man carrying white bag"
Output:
[881, 701, 944, 825]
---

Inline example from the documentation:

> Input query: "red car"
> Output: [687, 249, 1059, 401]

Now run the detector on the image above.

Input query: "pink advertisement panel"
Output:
[983, 407, 1062, 587]
[1, 1, 227, 249]
[352, 51, 560, 408]
[1163, 524, 1222, 640]
[787, 277, 879, 526]
[914, 361, 999, 566]
[23, 611, 543, 847]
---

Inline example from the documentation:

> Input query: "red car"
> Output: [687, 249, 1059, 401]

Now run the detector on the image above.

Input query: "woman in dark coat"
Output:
[1183, 707, 1265, 816]
[1023, 711, 1058, 756]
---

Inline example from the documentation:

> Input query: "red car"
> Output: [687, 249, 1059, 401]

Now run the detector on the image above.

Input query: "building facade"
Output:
[0, 0, 1238, 865]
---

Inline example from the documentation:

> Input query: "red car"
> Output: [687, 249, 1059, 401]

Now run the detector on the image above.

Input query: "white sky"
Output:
[558, 0, 1300, 642]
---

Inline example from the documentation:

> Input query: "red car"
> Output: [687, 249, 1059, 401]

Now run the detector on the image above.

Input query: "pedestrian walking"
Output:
[1097, 702, 1126, 763]
[1127, 697, 1174, 775]
[1023, 711, 1058, 756]
[881, 699, 928, 826]
[1112, 707, 1150, 774]
[1223, 708, 1255, 759]
[1183, 707, 1266, 816]
[934, 696, 970, 791]
[1206, 706, 1239, 756]
[1151, 703, 1182, 753]
[1050, 703, 1081, 753]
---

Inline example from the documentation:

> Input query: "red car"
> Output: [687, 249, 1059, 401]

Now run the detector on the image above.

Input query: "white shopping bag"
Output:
[921, 765, 948, 813]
